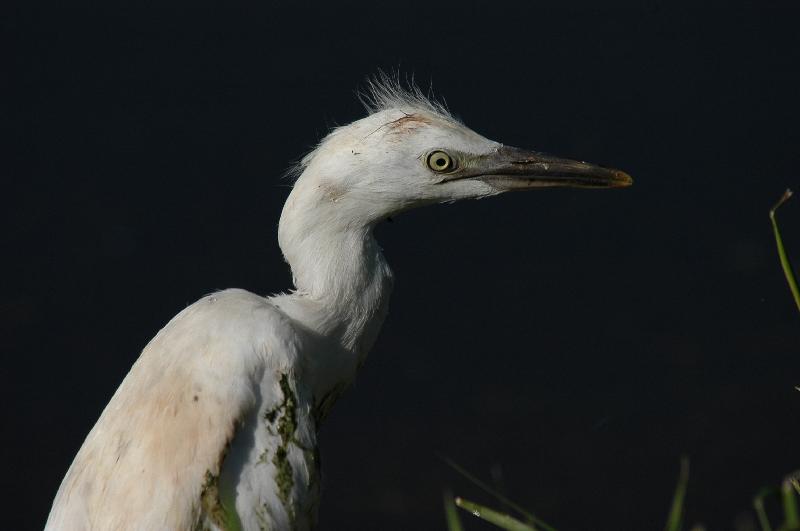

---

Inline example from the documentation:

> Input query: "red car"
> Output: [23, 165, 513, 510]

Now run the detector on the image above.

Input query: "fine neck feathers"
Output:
[276, 175, 394, 356]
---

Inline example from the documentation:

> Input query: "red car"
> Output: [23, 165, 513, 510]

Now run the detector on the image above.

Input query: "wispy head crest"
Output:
[358, 71, 455, 121]
[284, 72, 454, 181]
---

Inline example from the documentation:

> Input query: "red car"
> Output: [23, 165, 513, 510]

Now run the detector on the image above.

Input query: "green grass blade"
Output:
[754, 490, 774, 531]
[786, 471, 800, 496]
[664, 457, 690, 531]
[769, 189, 800, 314]
[455, 497, 538, 531]
[443, 457, 558, 531]
[444, 491, 465, 531]
[782, 478, 800, 530]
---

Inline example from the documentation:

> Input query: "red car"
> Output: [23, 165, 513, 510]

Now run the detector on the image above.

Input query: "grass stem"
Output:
[769, 189, 800, 313]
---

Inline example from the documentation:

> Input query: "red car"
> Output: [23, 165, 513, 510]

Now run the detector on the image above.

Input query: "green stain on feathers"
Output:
[276, 374, 298, 447]
[198, 470, 242, 531]
[264, 372, 300, 524]
[272, 446, 294, 513]
[257, 448, 270, 465]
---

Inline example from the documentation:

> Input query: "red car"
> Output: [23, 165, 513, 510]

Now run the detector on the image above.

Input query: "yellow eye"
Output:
[426, 150, 454, 173]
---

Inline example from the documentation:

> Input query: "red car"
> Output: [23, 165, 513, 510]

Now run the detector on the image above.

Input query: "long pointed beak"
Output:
[450, 146, 633, 189]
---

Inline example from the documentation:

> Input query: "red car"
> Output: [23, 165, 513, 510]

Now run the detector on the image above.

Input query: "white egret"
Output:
[45, 79, 632, 531]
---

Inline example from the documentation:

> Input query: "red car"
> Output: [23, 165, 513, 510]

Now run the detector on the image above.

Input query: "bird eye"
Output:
[426, 150, 455, 173]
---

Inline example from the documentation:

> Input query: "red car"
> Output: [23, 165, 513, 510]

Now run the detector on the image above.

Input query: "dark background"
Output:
[5, 1, 800, 529]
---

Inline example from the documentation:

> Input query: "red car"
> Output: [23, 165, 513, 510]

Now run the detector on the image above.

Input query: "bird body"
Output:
[47, 289, 316, 530]
[46, 80, 631, 530]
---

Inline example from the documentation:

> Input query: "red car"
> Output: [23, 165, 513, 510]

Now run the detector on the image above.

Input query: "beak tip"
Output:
[613, 170, 634, 188]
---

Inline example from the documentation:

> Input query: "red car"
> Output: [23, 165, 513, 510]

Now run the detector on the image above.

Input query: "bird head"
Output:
[285, 80, 632, 227]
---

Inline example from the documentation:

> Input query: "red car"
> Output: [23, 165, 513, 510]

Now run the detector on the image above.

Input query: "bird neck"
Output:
[276, 180, 394, 359]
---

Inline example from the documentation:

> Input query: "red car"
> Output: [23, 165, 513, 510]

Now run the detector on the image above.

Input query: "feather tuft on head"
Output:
[284, 72, 454, 181]
[358, 71, 454, 121]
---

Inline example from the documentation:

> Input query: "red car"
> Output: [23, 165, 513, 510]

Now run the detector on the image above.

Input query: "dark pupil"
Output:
[435, 158, 447, 167]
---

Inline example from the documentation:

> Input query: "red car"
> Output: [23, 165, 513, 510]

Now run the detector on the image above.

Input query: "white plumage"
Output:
[46, 79, 631, 530]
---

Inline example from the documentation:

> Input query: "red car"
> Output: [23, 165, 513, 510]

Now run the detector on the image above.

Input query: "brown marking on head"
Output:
[383, 113, 433, 139]
[360, 112, 434, 144]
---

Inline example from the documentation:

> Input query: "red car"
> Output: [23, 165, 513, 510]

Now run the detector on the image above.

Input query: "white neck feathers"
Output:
[276, 175, 394, 356]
